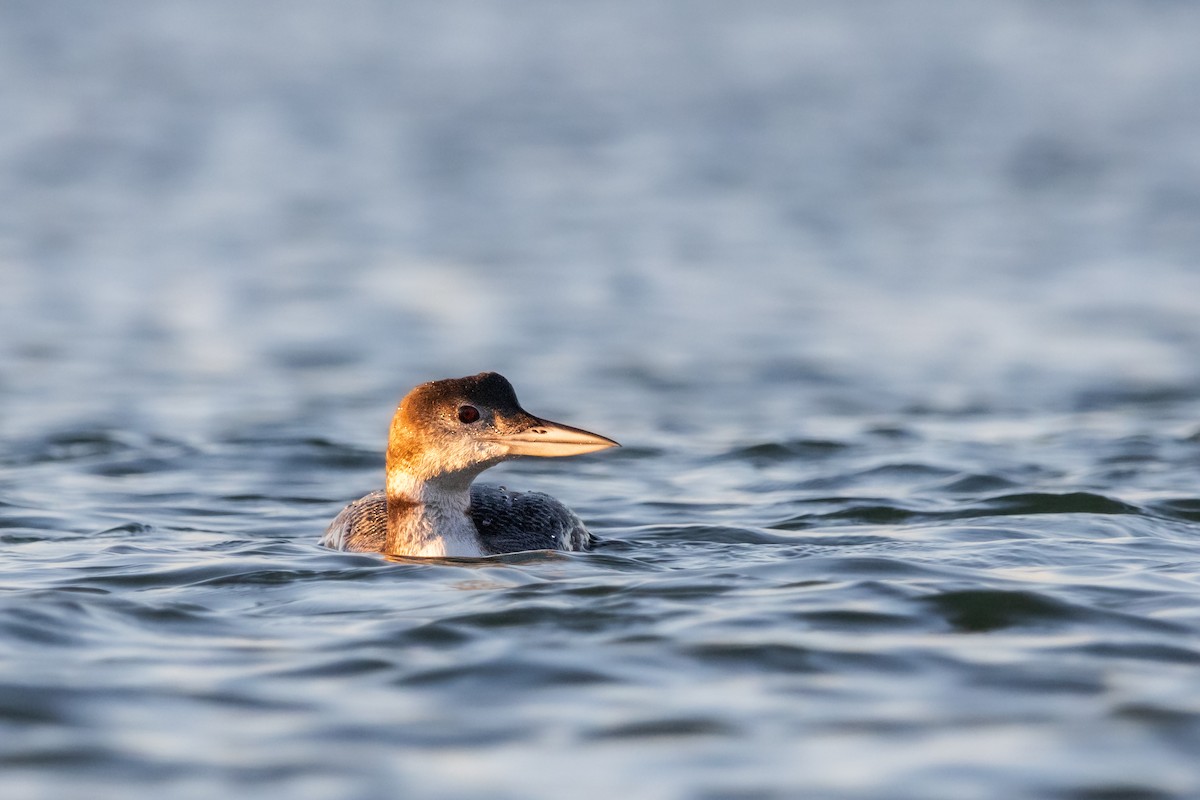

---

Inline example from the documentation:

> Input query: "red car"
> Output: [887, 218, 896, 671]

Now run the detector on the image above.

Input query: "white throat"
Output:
[386, 471, 486, 558]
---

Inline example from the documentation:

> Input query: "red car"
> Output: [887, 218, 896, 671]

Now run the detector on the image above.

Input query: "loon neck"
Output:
[383, 471, 484, 557]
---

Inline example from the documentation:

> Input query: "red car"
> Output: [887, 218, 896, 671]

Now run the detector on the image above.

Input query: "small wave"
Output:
[970, 492, 1143, 517]
[401, 657, 617, 690]
[923, 588, 1084, 632]
[936, 473, 1022, 494]
[722, 439, 849, 464]
[1148, 497, 1200, 522]
[583, 716, 740, 740]
[772, 491, 1148, 530]
[624, 523, 793, 545]
[96, 522, 154, 536]
[0, 509, 72, 532]
[0, 430, 194, 469]
[683, 641, 820, 674]
[920, 586, 1188, 635]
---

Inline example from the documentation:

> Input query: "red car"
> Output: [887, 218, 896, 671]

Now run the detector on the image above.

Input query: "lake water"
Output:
[2, 2, 1200, 798]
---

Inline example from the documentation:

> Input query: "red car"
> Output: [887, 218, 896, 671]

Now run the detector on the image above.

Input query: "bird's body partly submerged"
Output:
[322, 373, 618, 558]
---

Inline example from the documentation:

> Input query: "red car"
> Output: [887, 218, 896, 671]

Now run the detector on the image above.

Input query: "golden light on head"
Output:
[325, 372, 619, 558]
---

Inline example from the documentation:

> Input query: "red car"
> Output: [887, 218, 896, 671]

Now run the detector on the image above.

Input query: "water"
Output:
[3, 2, 1200, 798]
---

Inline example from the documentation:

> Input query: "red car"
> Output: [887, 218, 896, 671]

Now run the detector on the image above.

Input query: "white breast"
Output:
[405, 509, 487, 558]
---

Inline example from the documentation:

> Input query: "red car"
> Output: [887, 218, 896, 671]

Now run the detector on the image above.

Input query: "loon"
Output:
[322, 372, 619, 558]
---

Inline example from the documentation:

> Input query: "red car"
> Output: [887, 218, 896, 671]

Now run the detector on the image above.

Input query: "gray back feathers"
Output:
[469, 484, 596, 554]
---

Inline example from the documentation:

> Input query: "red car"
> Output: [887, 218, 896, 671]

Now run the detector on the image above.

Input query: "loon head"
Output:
[386, 372, 619, 492]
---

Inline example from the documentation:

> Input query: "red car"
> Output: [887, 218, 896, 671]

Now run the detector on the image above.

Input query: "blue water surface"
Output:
[2, 3, 1200, 798]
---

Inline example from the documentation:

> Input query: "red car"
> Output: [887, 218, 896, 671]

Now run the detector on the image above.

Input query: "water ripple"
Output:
[3, 3, 1200, 797]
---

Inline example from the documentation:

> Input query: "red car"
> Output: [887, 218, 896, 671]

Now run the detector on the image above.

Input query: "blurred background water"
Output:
[2, 2, 1200, 798]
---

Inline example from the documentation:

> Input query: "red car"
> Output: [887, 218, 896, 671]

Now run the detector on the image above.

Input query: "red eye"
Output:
[457, 405, 480, 424]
